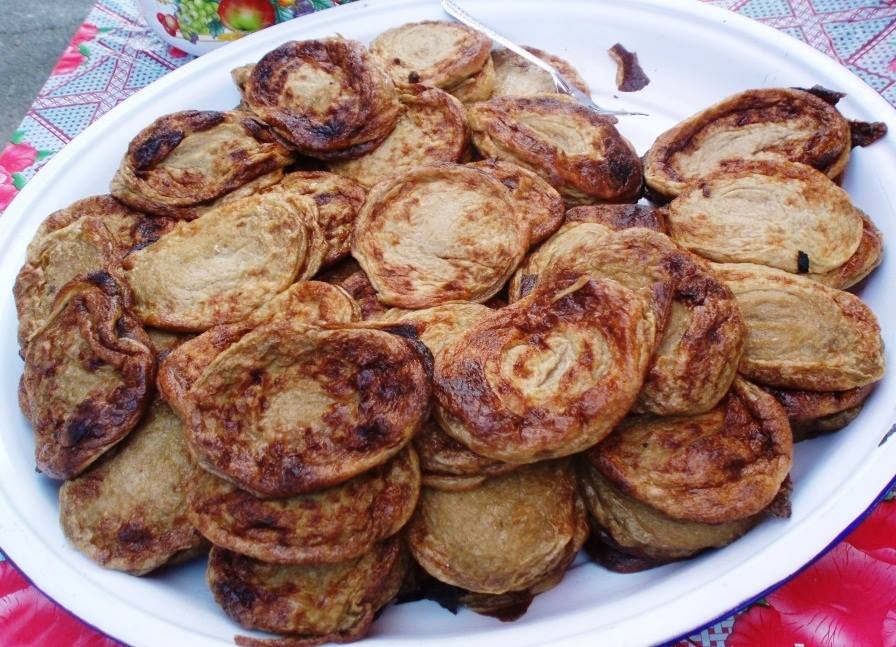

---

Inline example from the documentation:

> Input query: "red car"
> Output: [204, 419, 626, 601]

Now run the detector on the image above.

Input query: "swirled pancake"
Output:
[713, 263, 885, 391]
[470, 159, 564, 245]
[578, 461, 757, 562]
[59, 397, 204, 575]
[352, 164, 528, 308]
[189, 447, 418, 564]
[158, 280, 360, 420]
[244, 38, 401, 160]
[182, 321, 430, 497]
[371, 21, 491, 90]
[111, 110, 294, 219]
[491, 47, 589, 98]
[666, 160, 864, 276]
[15, 216, 116, 349]
[123, 192, 317, 332]
[644, 88, 852, 200]
[449, 54, 496, 104]
[468, 95, 642, 205]
[407, 460, 586, 595]
[208, 538, 406, 646]
[330, 85, 470, 188]
[21, 272, 155, 479]
[511, 224, 744, 415]
[593, 378, 792, 524]
[435, 274, 654, 463]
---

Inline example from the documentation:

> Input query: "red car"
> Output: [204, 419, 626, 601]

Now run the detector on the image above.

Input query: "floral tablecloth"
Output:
[1, 1, 896, 645]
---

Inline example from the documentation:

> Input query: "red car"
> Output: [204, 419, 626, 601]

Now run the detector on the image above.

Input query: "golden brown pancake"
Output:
[435, 274, 654, 463]
[181, 320, 431, 497]
[644, 87, 852, 200]
[15, 196, 177, 349]
[111, 110, 294, 219]
[189, 447, 419, 564]
[352, 164, 528, 308]
[469, 95, 642, 205]
[808, 211, 883, 290]
[208, 537, 406, 646]
[713, 263, 885, 391]
[565, 203, 668, 234]
[578, 461, 757, 562]
[449, 54, 496, 104]
[20, 271, 155, 479]
[491, 47, 589, 98]
[244, 38, 401, 160]
[15, 216, 116, 350]
[371, 20, 492, 90]
[470, 159, 565, 245]
[158, 280, 360, 421]
[593, 378, 793, 524]
[667, 160, 864, 276]
[407, 460, 586, 595]
[59, 397, 204, 575]
[123, 192, 318, 332]
[330, 85, 470, 188]
[761, 384, 874, 441]
[510, 224, 744, 415]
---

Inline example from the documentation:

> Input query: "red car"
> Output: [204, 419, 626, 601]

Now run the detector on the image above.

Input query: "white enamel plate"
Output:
[1, 1, 895, 645]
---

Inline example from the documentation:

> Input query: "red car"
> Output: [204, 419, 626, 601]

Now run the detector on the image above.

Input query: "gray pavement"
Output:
[0, 0, 95, 144]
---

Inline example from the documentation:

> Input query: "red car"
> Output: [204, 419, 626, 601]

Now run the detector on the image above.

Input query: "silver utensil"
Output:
[441, 0, 647, 117]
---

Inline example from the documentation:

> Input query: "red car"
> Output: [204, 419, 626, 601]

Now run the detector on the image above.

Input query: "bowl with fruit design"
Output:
[139, 0, 346, 55]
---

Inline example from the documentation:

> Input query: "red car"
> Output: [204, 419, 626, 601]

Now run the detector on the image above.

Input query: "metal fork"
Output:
[441, 0, 647, 117]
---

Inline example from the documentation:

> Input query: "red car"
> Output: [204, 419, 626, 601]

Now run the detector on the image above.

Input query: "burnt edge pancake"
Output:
[244, 38, 401, 160]
[644, 87, 852, 200]
[111, 110, 295, 219]
[21, 271, 155, 479]
[468, 95, 643, 205]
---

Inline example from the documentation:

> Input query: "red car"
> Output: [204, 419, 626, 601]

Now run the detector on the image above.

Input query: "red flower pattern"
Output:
[0, 562, 118, 647]
[51, 23, 99, 76]
[729, 502, 896, 647]
[0, 142, 37, 211]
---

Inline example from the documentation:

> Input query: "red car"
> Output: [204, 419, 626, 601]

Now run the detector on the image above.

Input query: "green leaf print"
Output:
[12, 173, 26, 190]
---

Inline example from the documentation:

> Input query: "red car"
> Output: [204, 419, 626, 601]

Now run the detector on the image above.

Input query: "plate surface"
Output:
[1, 1, 896, 646]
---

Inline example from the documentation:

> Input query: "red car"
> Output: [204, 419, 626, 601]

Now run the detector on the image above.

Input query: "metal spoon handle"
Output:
[441, 0, 557, 76]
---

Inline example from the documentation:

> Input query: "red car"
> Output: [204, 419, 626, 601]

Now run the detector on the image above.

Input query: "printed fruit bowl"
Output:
[139, 0, 348, 55]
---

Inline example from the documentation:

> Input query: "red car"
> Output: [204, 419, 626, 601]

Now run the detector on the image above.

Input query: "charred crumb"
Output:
[408, 71, 421, 84]
[850, 120, 888, 148]
[798, 85, 846, 106]
[608, 43, 650, 92]
[797, 251, 810, 274]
